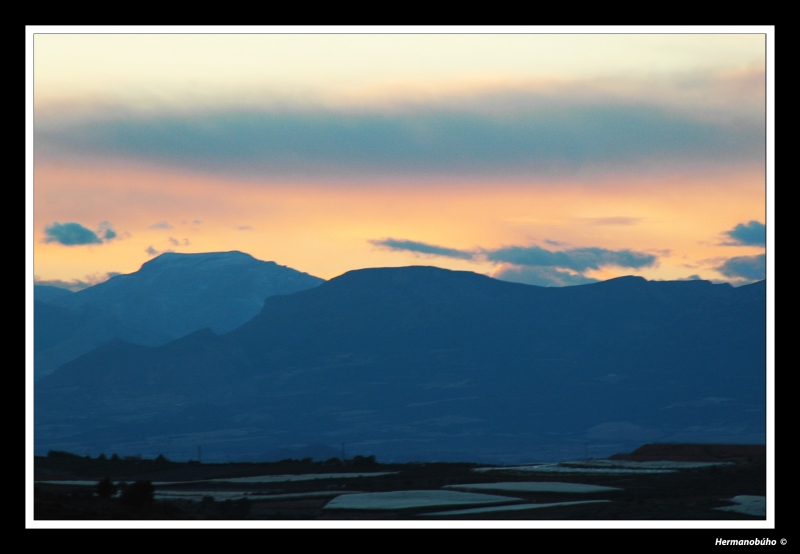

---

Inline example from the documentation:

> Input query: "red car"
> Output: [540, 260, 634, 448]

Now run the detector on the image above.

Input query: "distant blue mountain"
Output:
[33, 300, 171, 379]
[34, 285, 74, 304]
[35, 266, 765, 464]
[33, 251, 323, 380]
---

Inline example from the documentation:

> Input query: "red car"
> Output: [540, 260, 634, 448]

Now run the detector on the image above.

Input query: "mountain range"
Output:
[33, 251, 323, 380]
[34, 263, 766, 464]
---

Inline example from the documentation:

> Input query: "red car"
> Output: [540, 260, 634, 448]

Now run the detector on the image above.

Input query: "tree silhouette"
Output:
[96, 477, 117, 498]
[120, 480, 155, 507]
[352, 455, 376, 467]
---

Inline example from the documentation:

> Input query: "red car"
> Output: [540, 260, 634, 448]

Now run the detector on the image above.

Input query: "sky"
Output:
[29, 29, 771, 289]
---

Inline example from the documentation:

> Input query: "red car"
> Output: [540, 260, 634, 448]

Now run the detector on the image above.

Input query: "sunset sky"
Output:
[29, 30, 771, 289]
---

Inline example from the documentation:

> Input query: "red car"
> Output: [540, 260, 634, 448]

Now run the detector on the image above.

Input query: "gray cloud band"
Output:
[716, 254, 766, 281]
[723, 221, 766, 247]
[369, 239, 475, 260]
[36, 103, 764, 177]
[484, 245, 656, 272]
[370, 238, 657, 287]
[43, 222, 117, 246]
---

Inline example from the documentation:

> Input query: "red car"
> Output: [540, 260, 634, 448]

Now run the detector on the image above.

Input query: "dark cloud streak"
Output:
[716, 254, 766, 281]
[369, 237, 658, 287]
[723, 221, 766, 246]
[485, 245, 656, 271]
[370, 238, 475, 260]
[36, 103, 765, 177]
[43, 221, 119, 246]
[43, 222, 102, 246]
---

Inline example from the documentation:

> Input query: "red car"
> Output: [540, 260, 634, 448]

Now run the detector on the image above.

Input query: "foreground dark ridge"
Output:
[33, 444, 766, 520]
[36, 266, 766, 464]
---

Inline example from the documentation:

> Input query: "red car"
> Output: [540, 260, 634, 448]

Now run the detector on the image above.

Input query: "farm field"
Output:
[32, 444, 766, 521]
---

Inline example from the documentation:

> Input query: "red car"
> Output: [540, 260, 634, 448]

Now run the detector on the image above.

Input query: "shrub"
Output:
[96, 477, 117, 499]
[352, 455, 376, 467]
[120, 480, 155, 507]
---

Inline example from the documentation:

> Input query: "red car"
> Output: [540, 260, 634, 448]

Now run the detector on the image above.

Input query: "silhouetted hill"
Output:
[34, 252, 323, 379]
[33, 300, 172, 380]
[51, 251, 324, 337]
[36, 267, 765, 463]
[610, 443, 766, 463]
[34, 285, 74, 304]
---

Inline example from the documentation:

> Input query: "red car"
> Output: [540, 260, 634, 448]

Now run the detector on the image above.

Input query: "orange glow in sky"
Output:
[30, 31, 769, 288]
[33, 159, 765, 283]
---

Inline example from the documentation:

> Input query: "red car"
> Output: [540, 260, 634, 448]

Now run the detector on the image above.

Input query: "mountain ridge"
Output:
[33, 251, 324, 380]
[36, 265, 765, 463]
